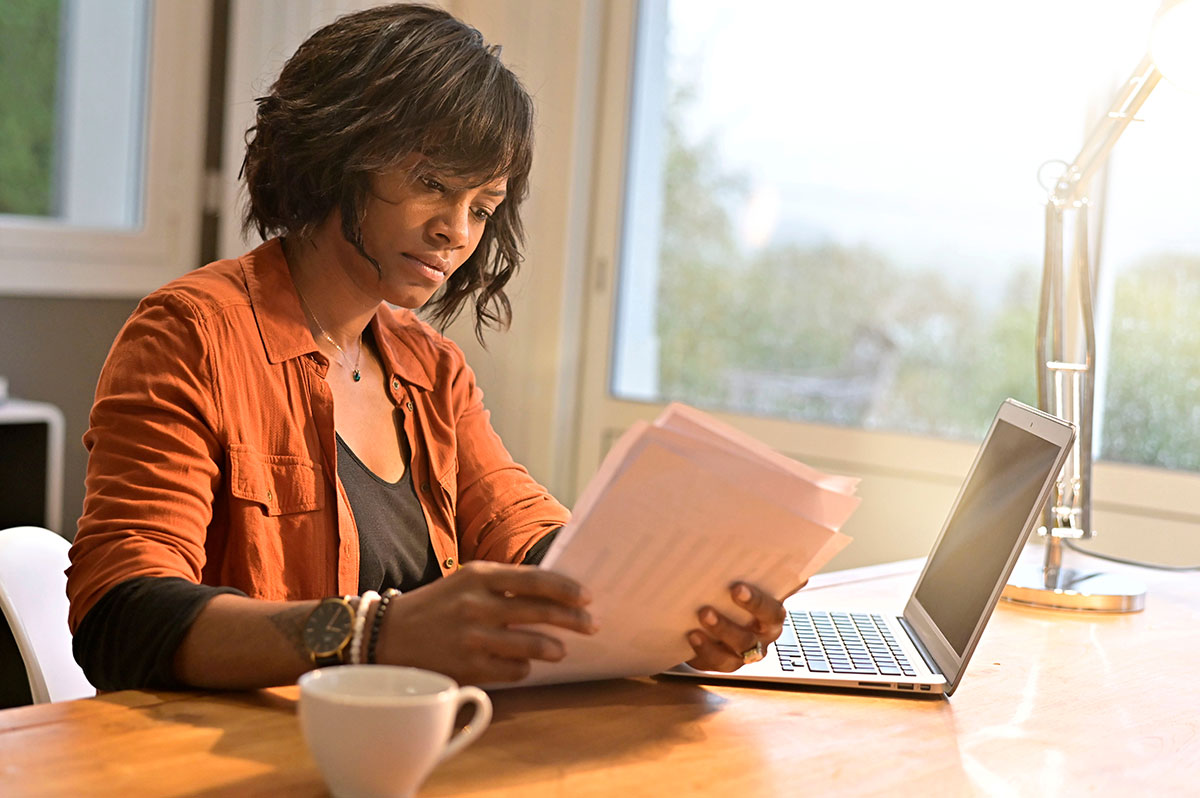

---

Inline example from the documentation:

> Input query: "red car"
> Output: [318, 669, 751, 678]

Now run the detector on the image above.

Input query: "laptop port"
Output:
[897, 684, 914, 690]
[920, 685, 932, 691]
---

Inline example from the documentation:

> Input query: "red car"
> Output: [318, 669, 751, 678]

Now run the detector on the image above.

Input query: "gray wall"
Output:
[0, 296, 140, 539]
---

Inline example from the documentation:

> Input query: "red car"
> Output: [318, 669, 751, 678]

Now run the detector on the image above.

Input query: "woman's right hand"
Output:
[373, 561, 596, 685]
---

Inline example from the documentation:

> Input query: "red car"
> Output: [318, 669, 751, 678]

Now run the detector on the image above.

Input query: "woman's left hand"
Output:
[685, 582, 789, 672]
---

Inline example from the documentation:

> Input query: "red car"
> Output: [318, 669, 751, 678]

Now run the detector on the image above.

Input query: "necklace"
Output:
[295, 290, 363, 382]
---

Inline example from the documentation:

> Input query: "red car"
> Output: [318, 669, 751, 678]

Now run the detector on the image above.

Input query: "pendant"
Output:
[352, 369, 361, 382]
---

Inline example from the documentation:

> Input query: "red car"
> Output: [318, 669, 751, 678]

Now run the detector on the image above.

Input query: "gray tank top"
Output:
[335, 433, 441, 593]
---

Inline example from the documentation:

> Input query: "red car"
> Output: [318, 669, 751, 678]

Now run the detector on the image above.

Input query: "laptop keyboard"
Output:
[773, 611, 917, 677]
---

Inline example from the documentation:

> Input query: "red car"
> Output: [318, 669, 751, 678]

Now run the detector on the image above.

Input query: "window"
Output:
[1, 0, 149, 228]
[577, 0, 1200, 557]
[595, 0, 1198, 463]
[1096, 80, 1200, 472]
[0, 0, 209, 297]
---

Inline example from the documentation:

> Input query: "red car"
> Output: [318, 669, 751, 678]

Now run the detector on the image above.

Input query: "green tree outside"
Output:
[0, 0, 62, 216]
[1102, 255, 1200, 471]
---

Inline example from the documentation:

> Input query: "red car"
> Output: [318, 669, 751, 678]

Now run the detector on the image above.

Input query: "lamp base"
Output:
[1002, 564, 1145, 613]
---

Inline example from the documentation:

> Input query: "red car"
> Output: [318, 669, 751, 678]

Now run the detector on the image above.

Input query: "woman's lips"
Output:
[403, 253, 448, 283]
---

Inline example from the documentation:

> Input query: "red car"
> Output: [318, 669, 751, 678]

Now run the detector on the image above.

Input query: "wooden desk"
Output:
[2, 554, 1197, 797]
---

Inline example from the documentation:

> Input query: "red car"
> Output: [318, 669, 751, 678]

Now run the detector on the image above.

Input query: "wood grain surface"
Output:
[1, 551, 1195, 797]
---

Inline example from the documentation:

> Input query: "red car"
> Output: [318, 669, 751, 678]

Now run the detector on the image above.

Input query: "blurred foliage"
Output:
[651, 80, 1196, 470]
[654, 83, 745, 405]
[0, 0, 61, 216]
[1102, 255, 1200, 471]
[653, 81, 1036, 441]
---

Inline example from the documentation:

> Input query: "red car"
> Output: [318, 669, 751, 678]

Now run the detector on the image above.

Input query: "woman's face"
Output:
[343, 156, 509, 310]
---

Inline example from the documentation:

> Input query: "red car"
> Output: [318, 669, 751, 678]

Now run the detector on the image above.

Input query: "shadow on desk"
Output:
[426, 677, 723, 795]
[86, 688, 325, 798]
[428, 674, 972, 797]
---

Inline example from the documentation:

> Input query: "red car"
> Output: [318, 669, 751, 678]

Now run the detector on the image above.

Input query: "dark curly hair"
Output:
[241, 3, 534, 341]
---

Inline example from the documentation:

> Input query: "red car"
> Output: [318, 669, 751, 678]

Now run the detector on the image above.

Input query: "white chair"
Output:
[0, 526, 95, 703]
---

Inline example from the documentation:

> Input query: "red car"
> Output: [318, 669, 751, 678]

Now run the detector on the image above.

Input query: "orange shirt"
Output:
[67, 239, 568, 632]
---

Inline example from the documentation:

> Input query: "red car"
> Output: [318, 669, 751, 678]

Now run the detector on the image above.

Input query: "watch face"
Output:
[304, 599, 354, 657]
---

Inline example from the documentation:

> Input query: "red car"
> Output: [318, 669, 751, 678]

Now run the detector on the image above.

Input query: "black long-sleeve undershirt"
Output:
[72, 529, 559, 691]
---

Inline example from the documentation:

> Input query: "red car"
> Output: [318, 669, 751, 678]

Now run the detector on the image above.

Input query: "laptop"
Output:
[666, 398, 1075, 697]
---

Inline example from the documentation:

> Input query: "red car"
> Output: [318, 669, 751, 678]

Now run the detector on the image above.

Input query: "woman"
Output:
[66, 3, 786, 690]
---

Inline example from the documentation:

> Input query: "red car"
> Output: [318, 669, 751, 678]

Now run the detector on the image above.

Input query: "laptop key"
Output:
[788, 609, 924, 679]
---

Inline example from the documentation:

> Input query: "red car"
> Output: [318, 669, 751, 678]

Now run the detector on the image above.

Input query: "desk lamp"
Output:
[1002, 0, 1200, 612]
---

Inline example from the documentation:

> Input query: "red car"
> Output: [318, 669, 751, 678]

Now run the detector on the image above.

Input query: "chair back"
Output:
[0, 526, 95, 703]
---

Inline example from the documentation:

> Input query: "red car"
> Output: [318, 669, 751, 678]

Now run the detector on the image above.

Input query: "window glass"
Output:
[1097, 80, 1200, 471]
[0, 0, 62, 217]
[612, 0, 1195, 471]
[0, 0, 149, 228]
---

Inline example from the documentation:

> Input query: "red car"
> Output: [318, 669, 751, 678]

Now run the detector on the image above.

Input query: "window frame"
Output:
[575, 0, 1200, 561]
[0, 2, 210, 298]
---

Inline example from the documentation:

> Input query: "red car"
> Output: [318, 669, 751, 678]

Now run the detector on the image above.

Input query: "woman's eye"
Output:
[420, 176, 445, 192]
[472, 207, 493, 222]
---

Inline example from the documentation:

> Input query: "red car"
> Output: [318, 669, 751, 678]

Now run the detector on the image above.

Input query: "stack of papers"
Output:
[516, 403, 859, 687]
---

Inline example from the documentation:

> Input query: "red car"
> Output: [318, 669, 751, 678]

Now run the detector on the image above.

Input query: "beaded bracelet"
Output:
[349, 590, 380, 666]
[367, 588, 401, 664]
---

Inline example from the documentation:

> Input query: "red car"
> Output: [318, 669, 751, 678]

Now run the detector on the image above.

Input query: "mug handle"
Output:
[440, 686, 492, 761]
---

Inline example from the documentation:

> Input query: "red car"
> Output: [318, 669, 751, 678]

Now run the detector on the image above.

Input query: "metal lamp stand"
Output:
[1000, 57, 1161, 613]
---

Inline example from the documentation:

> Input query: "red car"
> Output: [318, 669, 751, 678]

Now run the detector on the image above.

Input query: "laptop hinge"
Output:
[897, 616, 943, 676]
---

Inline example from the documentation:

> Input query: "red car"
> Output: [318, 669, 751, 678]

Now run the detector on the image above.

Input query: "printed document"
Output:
[512, 404, 858, 687]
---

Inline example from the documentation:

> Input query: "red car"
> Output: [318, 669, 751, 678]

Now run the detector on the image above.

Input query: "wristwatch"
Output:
[302, 596, 356, 667]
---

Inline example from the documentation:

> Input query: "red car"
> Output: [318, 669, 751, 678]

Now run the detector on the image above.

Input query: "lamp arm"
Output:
[1051, 53, 1161, 206]
[1007, 32, 1169, 610]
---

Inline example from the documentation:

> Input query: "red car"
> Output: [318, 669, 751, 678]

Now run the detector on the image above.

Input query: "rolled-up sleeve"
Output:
[73, 576, 245, 691]
[67, 293, 223, 633]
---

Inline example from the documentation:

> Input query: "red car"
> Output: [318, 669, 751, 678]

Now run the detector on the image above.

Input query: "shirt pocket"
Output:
[229, 443, 325, 516]
[435, 459, 458, 513]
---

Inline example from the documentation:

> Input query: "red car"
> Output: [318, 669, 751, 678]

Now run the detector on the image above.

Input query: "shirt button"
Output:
[391, 377, 400, 390]
[443, 557, 455, 569]
[405, 400, 414, 412]
[266, 489, 274, 502]
[421, 481, 430, 492]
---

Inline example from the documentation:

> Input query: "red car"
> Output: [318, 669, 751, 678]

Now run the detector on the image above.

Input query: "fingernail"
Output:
[688, 632, 705, 648]
[702, 608, 718, 626]
[736, 585, 752, 602]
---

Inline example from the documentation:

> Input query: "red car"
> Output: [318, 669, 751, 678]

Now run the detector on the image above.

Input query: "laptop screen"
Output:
[912, 418, 1065, 656]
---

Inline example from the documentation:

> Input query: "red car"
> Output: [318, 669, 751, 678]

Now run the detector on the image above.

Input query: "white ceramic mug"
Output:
[298, 665, 492, 798]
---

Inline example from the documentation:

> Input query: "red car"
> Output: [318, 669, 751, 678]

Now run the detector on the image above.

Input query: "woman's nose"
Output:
[429, 203, 471, 248]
